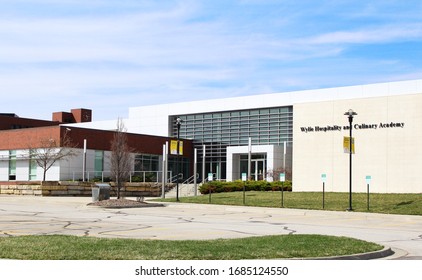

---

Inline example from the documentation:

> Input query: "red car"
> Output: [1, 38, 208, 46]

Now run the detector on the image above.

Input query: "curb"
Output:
[87, 202, 165, 209]
[309, 247, 394, 260]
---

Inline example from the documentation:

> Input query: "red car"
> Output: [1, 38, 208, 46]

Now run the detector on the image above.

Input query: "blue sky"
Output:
[2, 0, 422, 121]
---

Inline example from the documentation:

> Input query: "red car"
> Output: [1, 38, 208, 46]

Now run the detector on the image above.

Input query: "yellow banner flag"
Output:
[343, 136, 355, 154]
[170, 140, 183, 155]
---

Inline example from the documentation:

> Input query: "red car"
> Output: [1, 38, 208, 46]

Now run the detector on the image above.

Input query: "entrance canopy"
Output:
[226, 145, 285, 182]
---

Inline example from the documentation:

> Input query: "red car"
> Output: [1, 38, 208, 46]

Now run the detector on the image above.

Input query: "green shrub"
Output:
[131, 176, 143, 182]
[199, 180, 292, 194]
[91, 177, 112, 183]
[92, 177, 102, 182]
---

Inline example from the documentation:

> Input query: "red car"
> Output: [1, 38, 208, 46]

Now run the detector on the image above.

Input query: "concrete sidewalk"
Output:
[0, 195, 421, 259]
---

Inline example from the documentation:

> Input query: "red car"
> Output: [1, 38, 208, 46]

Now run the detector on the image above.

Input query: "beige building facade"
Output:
[293, 92, 422, 193]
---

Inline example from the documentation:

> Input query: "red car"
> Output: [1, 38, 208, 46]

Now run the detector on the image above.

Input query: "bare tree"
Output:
[266, 166, 292, 182]
[30, 129, 79, 182]
[110, 118, 133, 199]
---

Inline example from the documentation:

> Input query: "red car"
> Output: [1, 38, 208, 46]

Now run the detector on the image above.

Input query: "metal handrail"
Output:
[182, 173, 199, 185]
[169, 174, 179, 183]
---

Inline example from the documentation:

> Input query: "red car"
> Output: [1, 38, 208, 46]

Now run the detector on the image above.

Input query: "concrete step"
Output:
[165, 183, 200, 198]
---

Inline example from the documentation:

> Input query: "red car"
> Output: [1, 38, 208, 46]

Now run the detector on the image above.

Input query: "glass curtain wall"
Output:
[170, 106, 293, 181]
[29, 155, 37, 181]
[94, 151, 104, 178]
[134, 154, 160, 182]
[133, 154, 190, 183]
[9, 150, 16, 181]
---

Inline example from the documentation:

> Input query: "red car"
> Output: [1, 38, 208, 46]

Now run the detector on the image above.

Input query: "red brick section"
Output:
[52, 108, 92, 123]
[71, 109, 92, 123]
[1, 108, 92, 130]
[0, 126, 61, 150]
[0, 115, 58, 130]
[62, 126, 193, 158]
[0, 125, 193, 159]
[52, 112, 74, 123]
[0, 108, 194, 176]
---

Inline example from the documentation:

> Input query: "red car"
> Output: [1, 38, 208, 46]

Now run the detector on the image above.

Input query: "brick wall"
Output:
[0, 115, 58, 131]
[0, 126, 61, 150]
[0, 126, 193, 157]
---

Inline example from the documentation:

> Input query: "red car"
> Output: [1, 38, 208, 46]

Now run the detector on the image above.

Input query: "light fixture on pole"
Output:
[175, 117, 183, 202]
[344, 109, 357, 211]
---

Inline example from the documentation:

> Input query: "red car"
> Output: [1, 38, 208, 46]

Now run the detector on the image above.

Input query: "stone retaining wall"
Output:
[0, 182, 43, 196]
[0, 181, 175, 197]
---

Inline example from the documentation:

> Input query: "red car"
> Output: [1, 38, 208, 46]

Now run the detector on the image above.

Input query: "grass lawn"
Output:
[0, 234, 383, 260]
[157, 191, 421, 215]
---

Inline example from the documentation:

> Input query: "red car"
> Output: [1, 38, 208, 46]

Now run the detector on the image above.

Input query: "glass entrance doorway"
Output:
[239, 153, 267, 181]
[251, 159, 266, 181]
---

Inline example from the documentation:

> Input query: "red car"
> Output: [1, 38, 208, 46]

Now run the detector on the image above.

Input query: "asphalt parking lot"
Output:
[0, 195, 421, 259]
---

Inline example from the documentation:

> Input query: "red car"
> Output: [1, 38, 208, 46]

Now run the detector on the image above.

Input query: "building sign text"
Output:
[300, 122, 405, 133]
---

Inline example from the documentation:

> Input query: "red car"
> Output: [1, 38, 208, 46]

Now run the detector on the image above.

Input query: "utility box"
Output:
[92, 183, 111, 202]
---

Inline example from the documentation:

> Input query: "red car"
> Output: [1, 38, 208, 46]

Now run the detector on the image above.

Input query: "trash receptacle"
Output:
[92, 183, 111, 201]
[92, 185, 100, 202]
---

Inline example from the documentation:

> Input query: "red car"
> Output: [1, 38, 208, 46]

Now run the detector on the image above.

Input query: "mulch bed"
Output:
[87, 198, 164, 209]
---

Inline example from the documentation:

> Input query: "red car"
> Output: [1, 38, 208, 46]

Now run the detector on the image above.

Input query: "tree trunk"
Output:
[43, 170, 47, 182]
[117, 182, 120, 199]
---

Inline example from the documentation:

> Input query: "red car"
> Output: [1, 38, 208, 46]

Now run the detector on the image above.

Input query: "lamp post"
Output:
[83, 139, 87, 182]
[344, 109, 357, 211]
[176, 117, 183, 202]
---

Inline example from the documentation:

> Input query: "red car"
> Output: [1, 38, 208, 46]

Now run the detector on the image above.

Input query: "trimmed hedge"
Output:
[199, 180, 292, 194]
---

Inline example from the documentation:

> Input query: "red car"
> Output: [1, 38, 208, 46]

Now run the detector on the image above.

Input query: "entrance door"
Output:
[251, 159, 266, 181]
[239, 153, 267, 181]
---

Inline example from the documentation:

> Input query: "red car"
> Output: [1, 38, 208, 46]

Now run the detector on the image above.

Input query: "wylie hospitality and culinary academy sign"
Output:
[300, 121, 405, 133]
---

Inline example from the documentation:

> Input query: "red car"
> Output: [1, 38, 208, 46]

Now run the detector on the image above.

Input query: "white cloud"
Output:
[1, 0, 422, 120]
[0, 1, 351, 68]
[308, 24, 422, 45]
